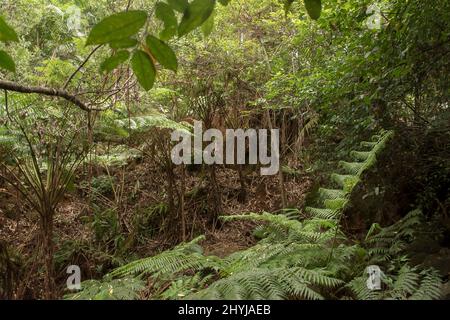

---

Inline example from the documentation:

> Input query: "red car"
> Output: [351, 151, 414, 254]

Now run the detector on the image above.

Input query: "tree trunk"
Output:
[237, 164, 247, 203]
[266, 110, 287, 208]
[41, 211, 55, 299]
[209, 165, 222, 230]
[180, 165, 187, 242]
[166, 166, 176, 217]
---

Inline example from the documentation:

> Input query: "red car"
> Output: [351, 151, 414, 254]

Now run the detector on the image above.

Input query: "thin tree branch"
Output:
[63, 44, 102, 90]
[0, 79, 90, 112]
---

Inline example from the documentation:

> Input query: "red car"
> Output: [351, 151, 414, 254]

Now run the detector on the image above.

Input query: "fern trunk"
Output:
[41, 210, 55, 299]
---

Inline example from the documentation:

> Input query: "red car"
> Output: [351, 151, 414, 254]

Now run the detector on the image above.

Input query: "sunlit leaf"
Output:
[0, 50, 15, 72]
[86, 11, 147, 45]
[201, 10, 215, 37]
[155, 2, 178, 41]
[168, 0, 188, 13]
[146, 35, 178, 72]
[0, 16, 18, 42]
[100, 50, 130, 72]
[178, 0, 215, 37]
[109, 38, 138, 49]
[131, 50, 156, 91]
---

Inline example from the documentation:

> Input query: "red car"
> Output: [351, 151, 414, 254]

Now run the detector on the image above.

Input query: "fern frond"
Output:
[319, 188, 346, 200]
[339, 161, 365, 175]
[110, 236, 223, 278]
[190, 267, 341, 300]
[350, 151, 371, 161]
[360, 141, 377, 149]
[409, 269, 442, 300]
[347, 276, 381, 300]
[305, 207, 340, 220]
[389, 265, 420, 298]
[88, 145, 142, 167]
[114, 114, 192, 134]
[330, 174, 357, 188]
[324, 198, 348, 211]
[65, 277, 145, 300]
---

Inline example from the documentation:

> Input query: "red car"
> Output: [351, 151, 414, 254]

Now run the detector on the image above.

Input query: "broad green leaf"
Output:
[160, 26, 177, 42]
[178, 0, 216, 37]
[0, 50, 15, 72]
[109, 38, 138, 49]
[201, 10, 215, 37]
[0, 16, 18, 42]
[86, 11, 147, 45]
[100, 50, 130, 72]
[146, 35, 178, 72]
[155, 2, 177, 41]
[304, 0, 322, 20]
[168, 0, 188, 13]
[131, 50, 156, 91]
